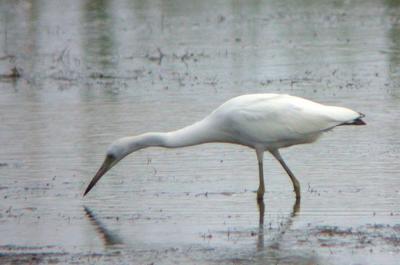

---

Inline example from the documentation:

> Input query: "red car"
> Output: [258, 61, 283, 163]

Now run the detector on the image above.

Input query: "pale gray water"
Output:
[0, 0, 400, 264]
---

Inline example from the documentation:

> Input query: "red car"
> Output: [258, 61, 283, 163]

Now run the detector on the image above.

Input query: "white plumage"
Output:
[210, 94, 360, 147]
[84, 93, 365, 201]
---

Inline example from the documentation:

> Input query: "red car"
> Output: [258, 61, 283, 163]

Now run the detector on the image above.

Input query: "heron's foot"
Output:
[257, 188, 265, 201]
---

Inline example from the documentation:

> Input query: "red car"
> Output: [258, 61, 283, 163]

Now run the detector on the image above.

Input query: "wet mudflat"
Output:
[1, 0, 400, 264]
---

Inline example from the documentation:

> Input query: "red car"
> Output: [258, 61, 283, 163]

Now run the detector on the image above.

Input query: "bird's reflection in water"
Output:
[84, 206, 124, 247]
[257, 199, 265, 251]
[256, 198, 300, 251]
[84, 198, 313, 262]
[255, 198, 318, 264]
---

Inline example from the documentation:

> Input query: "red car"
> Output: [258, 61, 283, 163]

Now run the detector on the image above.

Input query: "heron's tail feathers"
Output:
[339, 112, 366, 126]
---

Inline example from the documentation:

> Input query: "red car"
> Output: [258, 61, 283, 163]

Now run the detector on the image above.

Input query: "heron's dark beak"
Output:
[84, 155, 116, 196]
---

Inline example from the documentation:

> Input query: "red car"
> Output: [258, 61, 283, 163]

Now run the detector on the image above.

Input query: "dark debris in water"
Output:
[0, 245, 56, 251]
[0, 245, 64, 264]
[0, 67, 22, 79]
[145, 48, 164, 65]
[311, 224, 400, 248]
[317, 226, 354, 237]
[0, 245, 125, 264]
[194, 191, 237, 197]
[0, 252, 66, 265]
[89, 72, 117, 79]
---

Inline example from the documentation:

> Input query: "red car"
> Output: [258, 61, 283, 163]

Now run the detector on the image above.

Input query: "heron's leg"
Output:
[271, 150, 301, 199]
[256, 149, 265, 201]
[257, 160, 265, 201]
[257, 198, 265, 225]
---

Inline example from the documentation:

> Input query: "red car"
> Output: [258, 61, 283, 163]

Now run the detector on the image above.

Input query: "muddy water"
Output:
[0, 0, 400, 264]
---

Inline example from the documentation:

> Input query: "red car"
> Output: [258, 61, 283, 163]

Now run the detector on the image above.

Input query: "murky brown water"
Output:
[1, 0, 400, 264]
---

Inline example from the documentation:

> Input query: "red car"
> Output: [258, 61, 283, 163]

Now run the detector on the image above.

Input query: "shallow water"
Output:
[0, 0, 400, 264]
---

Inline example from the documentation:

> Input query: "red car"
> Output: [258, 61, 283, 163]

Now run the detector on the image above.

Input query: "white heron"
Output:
[84, 93, 365, 201]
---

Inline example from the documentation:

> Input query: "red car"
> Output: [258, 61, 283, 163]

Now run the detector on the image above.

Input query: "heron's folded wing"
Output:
[223, 96, 353, 143]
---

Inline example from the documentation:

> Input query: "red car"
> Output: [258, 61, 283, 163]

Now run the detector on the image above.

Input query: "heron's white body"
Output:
[116, 94, 360, 152]
[85, 93, 364, 199]
[207, 93, 359, 149]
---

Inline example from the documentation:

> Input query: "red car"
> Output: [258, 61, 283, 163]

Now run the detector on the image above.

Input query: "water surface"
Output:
[0, 0, 399, 264]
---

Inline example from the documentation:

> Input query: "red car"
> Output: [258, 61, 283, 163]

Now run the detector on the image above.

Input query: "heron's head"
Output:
[83, 139, 134, 196]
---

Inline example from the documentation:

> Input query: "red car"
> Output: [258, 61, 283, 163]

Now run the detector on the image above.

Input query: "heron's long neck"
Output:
[124, 118, 223, 153]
